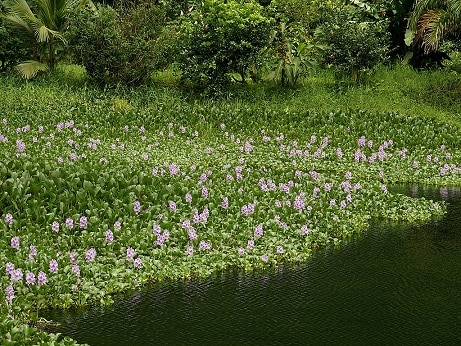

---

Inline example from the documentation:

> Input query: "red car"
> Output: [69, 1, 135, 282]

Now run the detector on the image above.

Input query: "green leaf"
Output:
[404, 29, 415, 46]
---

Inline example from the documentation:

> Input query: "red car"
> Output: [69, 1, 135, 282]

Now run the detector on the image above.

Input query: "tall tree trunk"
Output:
[49, 36, 55, 70]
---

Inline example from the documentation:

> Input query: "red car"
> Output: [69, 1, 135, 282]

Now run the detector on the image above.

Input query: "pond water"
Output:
[43, 186, 461, 345]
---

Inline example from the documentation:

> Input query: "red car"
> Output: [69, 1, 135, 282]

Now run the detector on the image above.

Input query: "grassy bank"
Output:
[1, 64, 460, 345]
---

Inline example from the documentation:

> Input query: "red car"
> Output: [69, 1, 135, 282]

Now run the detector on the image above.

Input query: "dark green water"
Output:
[44, 187, 461, 345]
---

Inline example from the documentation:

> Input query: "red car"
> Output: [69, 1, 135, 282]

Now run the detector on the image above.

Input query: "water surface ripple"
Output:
[44, 186, 461, 345]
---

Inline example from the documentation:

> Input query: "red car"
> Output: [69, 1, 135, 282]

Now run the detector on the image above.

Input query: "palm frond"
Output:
[2, 13, 34, 34]
[418, 9, 454, 52]
[408, 0, 461, 51]
[15, 60, 48, 79]
[4, 0, 40, 25]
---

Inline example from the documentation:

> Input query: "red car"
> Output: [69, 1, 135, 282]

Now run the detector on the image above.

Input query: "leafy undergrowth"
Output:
[1, 75, 460, 345]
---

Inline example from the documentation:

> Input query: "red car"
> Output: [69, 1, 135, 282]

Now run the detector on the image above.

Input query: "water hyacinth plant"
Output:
[0, 81, 461, 344]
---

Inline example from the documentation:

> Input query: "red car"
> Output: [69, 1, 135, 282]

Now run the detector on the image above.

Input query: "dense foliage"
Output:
[316, 5, 391, 81]
[66, 3, 174, 85]
[0, 16, 30, 72]
[177, 0, 272, 91]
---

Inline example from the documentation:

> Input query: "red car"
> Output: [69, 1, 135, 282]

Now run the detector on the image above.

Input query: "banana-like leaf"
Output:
[16, 60, 49, 79]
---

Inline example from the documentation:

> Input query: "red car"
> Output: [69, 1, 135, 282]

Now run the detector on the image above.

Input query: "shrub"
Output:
[66, 2, 176, 85]
[315, 6, 391, 82]
[177, 0, 273, 91]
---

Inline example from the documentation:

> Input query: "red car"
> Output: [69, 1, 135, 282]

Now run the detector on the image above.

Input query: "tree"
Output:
[177, 0, 272, 92]
[408, 0, 461, 53]
[1, 0, 90, 78]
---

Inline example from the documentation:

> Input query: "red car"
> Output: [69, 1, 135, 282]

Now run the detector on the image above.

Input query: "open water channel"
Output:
[43, 186, 461, 345]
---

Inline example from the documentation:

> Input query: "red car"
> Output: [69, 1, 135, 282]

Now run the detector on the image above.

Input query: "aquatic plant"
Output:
[0, 96, 460, 344]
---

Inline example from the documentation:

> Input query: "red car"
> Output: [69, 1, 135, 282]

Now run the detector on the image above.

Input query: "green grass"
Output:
[0, 63, 460, 345]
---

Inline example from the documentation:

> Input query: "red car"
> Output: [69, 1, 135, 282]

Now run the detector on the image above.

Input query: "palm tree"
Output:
[2, 0, 90, 78]
[408, 0, 461, 53]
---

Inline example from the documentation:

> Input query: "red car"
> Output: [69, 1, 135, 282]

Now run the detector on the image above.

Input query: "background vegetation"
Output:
[0, 0, 459, 88]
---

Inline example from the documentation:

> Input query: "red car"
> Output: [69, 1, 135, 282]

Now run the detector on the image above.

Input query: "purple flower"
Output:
[11, 269, 23, 282]
[330, 199, 336, 207]
[199, 240, 211, 250]
[247, 239, 255, 249]
[279, 183, 290, 193]
[85, 248, 96, 262]
[254, 224, 263, 238]
[336, 148, 343, 158]
[79, 216, 88, 229]
[199, 173, 207, 183]
[169, 201, 177, 212]
[294, 195, 305, 211]
[186, 245, 194, 256]
[276, 246, 284, 254]
[16, 139, 25, 152]
[114, 221, 122, 230]
[201, 186, 208, 199]
[182, 219, 191, 229]
[193, 211, 201, 224]
[126, 247, 135, 260]
[358, 136, 366, 147]
[133, 201, 141, 214]
[221, 196, 229, 209]
[72, 264, 80, 277]
[188, 228, 197, 240]
[11, 236, 20, 250]
[134, 258, 142, 269]
[153, 224, 161, 235]
[49, 259, 58, 274]
[4, 213, 13, 226]
[65, 218, 73, 229]
[70, 251, 78, 264]
[29, 245, 37, 257]
[261, 254, 268, 262]
[185, 193, 192, 203]
[52, 221, 60, 232]
[105, 229, 114, 243]
[26, 272, 36, 285]
[6, 285, 15, 304]
[238, 247, 246, 255]
[5, 262, 14, 275]
[37, 271, 47, 286]
[301, 225, 309, 235]
[169, 163, 180, 176]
